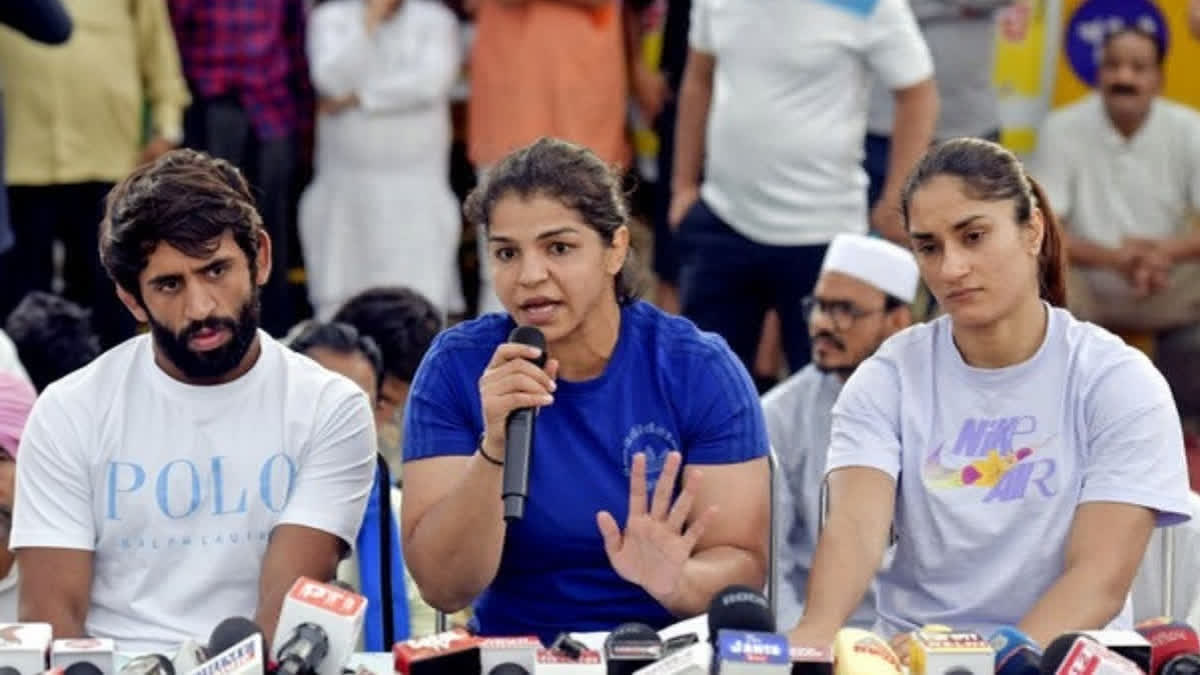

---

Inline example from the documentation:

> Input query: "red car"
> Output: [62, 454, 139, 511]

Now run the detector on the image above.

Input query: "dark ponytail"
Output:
[1025, 176, 1068, 307]
[901, 138, 1069, 308]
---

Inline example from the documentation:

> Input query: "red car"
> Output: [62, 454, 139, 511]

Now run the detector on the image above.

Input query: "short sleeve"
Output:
[402, 340, 480, 462]
[10, 393, 96, 551]
[1188, 117, 1200, 214]
[680, 340, 768, 465]
[1031, 112, 1075, 222]
[688, 0, 713, 53]
[277, 384, 377, 547]
[1080, 353, 1191, 526]
[864, 0, 933, 90]
[825, 356, 903, 479]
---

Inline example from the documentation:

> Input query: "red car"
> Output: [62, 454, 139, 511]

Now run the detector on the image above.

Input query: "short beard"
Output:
[147, 289, 261, 381]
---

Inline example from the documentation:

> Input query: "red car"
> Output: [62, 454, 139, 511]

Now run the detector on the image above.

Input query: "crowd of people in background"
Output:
[0, 0, 1199, 652]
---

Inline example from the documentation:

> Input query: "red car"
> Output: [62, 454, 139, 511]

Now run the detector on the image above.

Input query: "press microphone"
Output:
[789, 645, 834, 675]
[1138, 621, 1200, 674]
[1081, 630, 1152, 672]
[116, 654, 173, 675]
[479, 636, 540, 675]
[706, 586, 790, 674]
[830, 628, 902, 675]
[50, 639, 116, 675]
[1039, 633, 1141, 674]
[393, 629, 484, 674]
[605, 623, 664, 675]
[63, 666, 102, 675]
[0, 623, 53, 675]
[990, 627, 1042, 675]
[502, 325, 547, 522]
[0, 668, 19, 675]
[907, 628, 994, 674]
[171, 640, 207, 675]
[272, 577, 367, 675]
[184, 630, 265, 675]
[633, 641, 712, 674]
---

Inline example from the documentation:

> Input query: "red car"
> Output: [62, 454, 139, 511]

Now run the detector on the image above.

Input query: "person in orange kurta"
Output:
[468, 0, 631, 315]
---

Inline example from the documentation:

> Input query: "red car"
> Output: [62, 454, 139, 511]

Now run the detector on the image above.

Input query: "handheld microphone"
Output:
[0, 623, 53, 675]
[50, 639, 116, 675]
[272, 577, 367, 675]
[1164, 654, 1200, 674]
[502, 325, 547, 522]
[1080, 630, 1152, 672]
[183, 630, 263, 675]
[907, 629, 993, 675]
[830, 628, 901, 675]
[1138, 621, 1200, 674]
[605, 623, 664, 675]
[707, 585, 776, 642]
[63, 666, 102, 675]
[1039, 633, 1141, 675]
[393, 629, 484, 674]
[990, 627, 1042, 675]
[116, 654, 173, 675]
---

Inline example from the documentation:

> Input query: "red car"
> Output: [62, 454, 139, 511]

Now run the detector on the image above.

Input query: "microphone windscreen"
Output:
[1165, 653, 1200, 674]
[0, 668, 18, 675]
[1138, 621, 1200, 674]
[64, 665, 104, 675]
[508, 326, 547, 368]
[706, 585, 775, 641]
[208, 617, 264, 656]
[831, 628, 901, 675]
[488, 665, 530, 675]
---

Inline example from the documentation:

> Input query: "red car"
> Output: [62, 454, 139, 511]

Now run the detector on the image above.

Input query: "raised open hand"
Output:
[596, 451, 718, 607]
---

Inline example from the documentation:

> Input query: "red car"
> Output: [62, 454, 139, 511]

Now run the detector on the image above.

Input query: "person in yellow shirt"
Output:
[0, 0, 190, 350]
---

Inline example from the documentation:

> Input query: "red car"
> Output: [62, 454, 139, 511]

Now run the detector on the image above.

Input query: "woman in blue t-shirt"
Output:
[401, 138, 771, 643]
[787, 138, 1192, 655]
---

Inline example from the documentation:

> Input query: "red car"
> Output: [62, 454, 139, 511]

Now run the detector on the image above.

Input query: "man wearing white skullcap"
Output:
[762, 233, 919, 628]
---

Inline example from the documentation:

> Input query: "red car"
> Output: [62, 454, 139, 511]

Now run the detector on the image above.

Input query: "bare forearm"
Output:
[799, 524, 887, 633]
[671, 66, 712, 192]
[1066, 231, 1120, 269]
[20, 600, 86, 638]
[879, 80, 938, 240]
[1018, 567, 1128, 647]
[406, 454, 508, 611]
[254, 578, 294, 645]
[659, 546, 765, 617]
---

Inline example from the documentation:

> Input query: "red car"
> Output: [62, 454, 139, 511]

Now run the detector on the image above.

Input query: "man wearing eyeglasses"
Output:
[762, 233, 919, 628]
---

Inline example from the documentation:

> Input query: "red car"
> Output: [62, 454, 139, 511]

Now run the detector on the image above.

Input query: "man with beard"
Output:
[761, 233, 918, 628]
[9, 150, 376, 653]
[0, 373, 36, 622]
[1033, 27, 1200, 426]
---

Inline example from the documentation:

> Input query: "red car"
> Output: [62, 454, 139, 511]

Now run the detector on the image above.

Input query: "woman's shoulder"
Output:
[625, 301, 737, 362]
[421, 313, 512, 369]
[1053, 307, 1168, 396]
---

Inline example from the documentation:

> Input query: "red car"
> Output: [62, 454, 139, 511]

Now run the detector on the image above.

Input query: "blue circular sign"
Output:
[1064, 0, 1170, 87]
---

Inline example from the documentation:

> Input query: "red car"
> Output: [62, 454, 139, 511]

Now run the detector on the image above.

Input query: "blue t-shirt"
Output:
[403, 301, 768, 643]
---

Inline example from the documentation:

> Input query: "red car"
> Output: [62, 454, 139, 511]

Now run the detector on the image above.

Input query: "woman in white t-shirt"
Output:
[787, 138, 1192, 653]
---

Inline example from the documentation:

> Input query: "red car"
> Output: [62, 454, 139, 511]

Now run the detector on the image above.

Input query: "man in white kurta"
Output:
[763, 234, 919, 628]
[300, 0, 463, 320]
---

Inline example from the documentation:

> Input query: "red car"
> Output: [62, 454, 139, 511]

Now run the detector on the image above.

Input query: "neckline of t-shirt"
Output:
[1097, 95, 1159, 150]
[551, 305, 635, 397]
[143, 330, 275, 402]
[945, 302, 1058, 384]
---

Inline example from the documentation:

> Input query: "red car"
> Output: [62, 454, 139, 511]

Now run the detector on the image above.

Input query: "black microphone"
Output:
[208, 616, 264, 657]
[707, 584, 776, 643]
[275, 622, 330, 675]
[604, 622, 664, 675]
[502, 325, 547, 522]
[488, 664, 530, 675]
[0, 668, 17, 675]
[118, 653, 175, 675]
[64, 665, 104, 675]
[1165, 654, 1200, 674]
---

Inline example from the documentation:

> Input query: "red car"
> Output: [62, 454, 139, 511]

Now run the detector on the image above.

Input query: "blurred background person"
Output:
[288, 319, 411, 649]
[0, 373, 35, 622]
[1033, 27, 1200, 429]
[0, 0, 72, 260]
[332, 286, 443, 474]
[329, 286, 444, 635]
[0, 0, 189, 349]
[4, 292, 101, 393]
[670, 0, 937, 388]
[763, 233, 918, 629]
[301, 0, 463, 321]
[865, 0, 1021, 209]
[167, 0, 314, 336]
